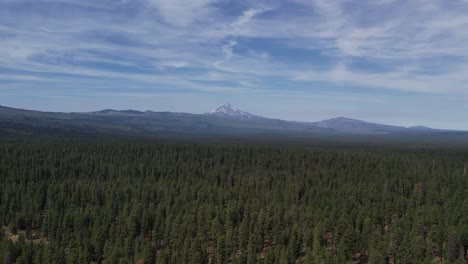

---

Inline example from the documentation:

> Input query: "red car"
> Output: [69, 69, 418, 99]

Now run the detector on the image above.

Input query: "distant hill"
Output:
[310, 117, 407, 134]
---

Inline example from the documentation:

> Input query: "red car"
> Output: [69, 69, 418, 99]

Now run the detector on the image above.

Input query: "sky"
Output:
[1, 0, 468, 129]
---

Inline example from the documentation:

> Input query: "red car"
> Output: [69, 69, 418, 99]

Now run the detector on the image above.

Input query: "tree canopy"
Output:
[0, 142, 467, 263]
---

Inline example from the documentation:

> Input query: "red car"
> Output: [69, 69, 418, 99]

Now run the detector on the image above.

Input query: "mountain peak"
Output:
[207, 104, 261, 119]
[210, 103, 236, 113]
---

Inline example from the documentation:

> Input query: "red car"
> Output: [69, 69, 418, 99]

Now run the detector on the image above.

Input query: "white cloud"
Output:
[219, 40, 236, 63]
[232, 8, 265, 28]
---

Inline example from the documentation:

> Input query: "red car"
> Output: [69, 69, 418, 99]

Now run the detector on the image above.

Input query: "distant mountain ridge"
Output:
[0, 104, 462, 139]
[93, 109, 146, 115]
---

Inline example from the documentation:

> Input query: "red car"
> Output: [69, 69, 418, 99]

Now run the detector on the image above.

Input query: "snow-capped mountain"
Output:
[207, 103, 262, 119]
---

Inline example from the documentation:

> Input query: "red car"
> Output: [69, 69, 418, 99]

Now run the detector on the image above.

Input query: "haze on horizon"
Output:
[1, 0, 468, 130]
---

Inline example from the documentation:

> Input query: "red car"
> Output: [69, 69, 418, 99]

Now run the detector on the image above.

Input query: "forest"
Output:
[0, 141, 467, 263]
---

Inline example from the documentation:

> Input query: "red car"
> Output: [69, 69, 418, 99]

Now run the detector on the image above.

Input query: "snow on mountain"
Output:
[206, 103, 262, 119]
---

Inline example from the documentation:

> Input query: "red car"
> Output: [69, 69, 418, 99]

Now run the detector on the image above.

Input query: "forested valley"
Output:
[0, 141, 467, 263]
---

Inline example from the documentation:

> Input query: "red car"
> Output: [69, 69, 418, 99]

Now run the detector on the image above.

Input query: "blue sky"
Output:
[1, 0, 468, 129]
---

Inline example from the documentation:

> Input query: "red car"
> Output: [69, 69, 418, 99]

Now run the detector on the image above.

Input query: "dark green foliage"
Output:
[0, 142, 467, 263]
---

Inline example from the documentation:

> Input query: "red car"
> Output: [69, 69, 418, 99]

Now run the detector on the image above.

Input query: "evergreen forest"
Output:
[0, 141, 467, 263]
